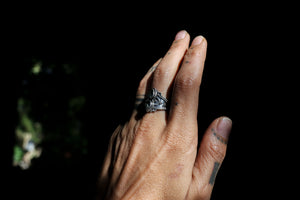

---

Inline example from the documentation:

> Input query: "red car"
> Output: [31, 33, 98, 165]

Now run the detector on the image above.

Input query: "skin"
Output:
[98, 30, 232, 200]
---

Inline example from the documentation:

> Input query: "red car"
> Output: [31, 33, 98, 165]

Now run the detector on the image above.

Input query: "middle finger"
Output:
[152, 30, 190, 97]
[149, 30, 190, 118]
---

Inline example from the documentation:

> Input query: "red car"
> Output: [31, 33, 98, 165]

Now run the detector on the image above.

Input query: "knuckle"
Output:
[206, 140, 226, 162]
[164, 136, 186, 154]
[175, 74, 199, 89]
[153, 65, 171, 80]
[165, 132, 184, 150]
[163, 126, 197, 154]
[186, 46, 204, 57]
[190, 48, 202, 57]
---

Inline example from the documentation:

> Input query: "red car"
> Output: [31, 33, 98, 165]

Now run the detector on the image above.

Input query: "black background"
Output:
[5, 3, 297, 200]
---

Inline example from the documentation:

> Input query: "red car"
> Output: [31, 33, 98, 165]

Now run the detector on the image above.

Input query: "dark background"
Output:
[5, 3, 296, 200]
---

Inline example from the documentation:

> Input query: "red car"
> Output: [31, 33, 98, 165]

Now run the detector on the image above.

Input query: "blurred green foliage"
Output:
[17, 98, 43, 143]
[14, 57, 88, 169]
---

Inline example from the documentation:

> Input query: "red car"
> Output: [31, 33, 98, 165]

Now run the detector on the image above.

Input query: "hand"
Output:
[98, 30, 232, 200]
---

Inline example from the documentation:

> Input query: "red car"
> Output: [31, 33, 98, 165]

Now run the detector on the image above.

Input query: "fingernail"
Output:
[175, 30, 187, 40]
[191, 35, 204, 46]
[216, 117, 232, 140]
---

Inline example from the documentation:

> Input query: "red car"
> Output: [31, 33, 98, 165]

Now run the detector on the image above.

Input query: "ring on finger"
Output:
[145, 88, 168, 113]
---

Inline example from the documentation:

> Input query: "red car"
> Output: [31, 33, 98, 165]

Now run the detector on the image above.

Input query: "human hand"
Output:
[98, 30, 232, 200]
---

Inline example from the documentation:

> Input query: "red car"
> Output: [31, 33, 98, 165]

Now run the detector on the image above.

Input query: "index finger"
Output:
[168, 36, 207, 124]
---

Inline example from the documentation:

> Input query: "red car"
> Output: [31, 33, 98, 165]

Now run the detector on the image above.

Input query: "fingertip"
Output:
[191, 35, 204, 46]
[174, 30, 188, 40]
[191, 35, 207, 46]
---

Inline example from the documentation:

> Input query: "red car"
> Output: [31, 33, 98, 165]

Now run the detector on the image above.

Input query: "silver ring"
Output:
[145, 88, 168, 112]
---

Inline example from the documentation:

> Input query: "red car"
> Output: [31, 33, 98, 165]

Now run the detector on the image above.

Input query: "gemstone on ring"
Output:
[145, 88, 168, 112]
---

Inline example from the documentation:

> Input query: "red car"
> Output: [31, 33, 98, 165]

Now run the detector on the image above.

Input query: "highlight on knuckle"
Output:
[175, 74, 198, 89]
[153, 65, 171, 80]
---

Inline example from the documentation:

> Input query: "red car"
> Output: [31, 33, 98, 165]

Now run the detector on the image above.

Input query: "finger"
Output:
[146, 30, 190, 120]
[152, 30, 190, 98]
[190, 117, 232, 198]
[136, 58, 162, 100]
[168, 36, 207, 125]
[131, 58, 162, 119]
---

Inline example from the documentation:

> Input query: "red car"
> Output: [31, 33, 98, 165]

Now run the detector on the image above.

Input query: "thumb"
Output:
[188, 117, 232, 199]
